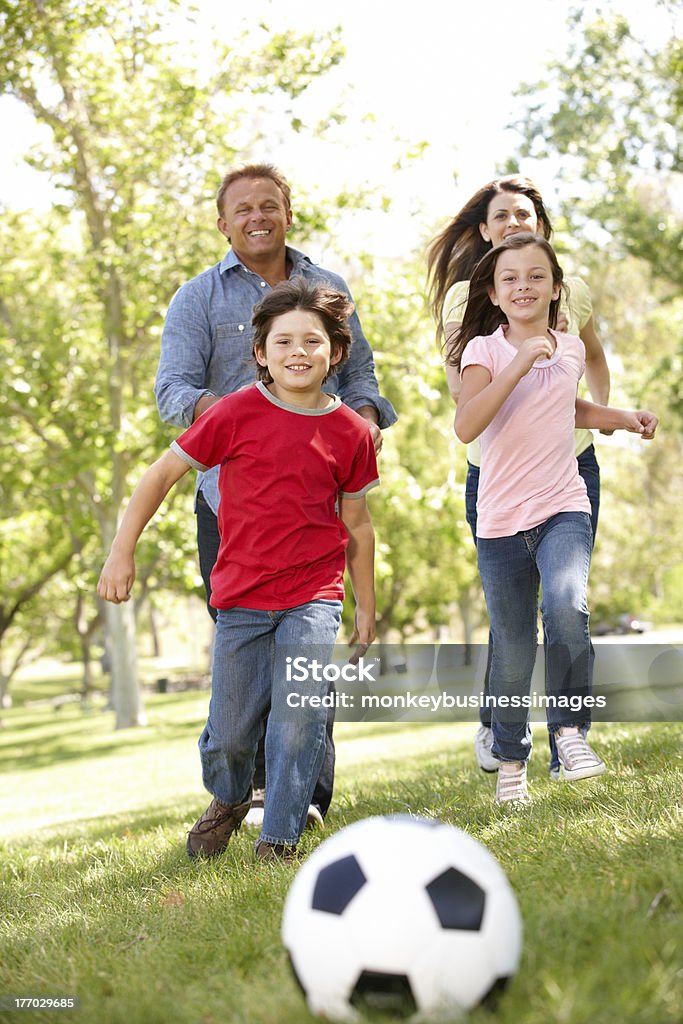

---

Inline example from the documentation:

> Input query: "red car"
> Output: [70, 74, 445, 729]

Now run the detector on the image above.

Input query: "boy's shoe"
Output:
[555, 731, 606, 781]
[549, 765, 561, 781]
[474, 725, 499, 773]
[186, 794, 252, 859]
[306, 803, 324, 829]
[244, 787, 265, 828]
[495, 763, 530, 805]
[245, 789, 323, 830]
[254, 839, 297, 863]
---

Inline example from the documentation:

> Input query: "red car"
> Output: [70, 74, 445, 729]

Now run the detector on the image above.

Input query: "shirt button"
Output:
[260, 281, 266, 287]
[238, 324, 244, 332]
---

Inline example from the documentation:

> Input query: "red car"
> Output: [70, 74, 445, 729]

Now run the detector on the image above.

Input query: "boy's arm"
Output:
[574, 398, 658, 438]
[338, 494, 376, 651]
[97, 450, 191, 604]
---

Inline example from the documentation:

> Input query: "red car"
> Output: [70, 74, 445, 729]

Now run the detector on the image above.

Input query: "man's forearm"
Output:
[193, 394, 220, 421]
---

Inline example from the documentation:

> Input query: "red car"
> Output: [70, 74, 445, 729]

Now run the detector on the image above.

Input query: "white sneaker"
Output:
[555, 731, 606, 781]
[306, 804, 324, 829]
[495, 763, 530, 805]
[243, 787, 265, 828]
[474, 725, 499, 773]
[244, 788, 324, 829]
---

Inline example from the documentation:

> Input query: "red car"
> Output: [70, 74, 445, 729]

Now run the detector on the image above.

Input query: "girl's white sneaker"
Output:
[555, 732, 606, 780]
[495, 763, 530, 805]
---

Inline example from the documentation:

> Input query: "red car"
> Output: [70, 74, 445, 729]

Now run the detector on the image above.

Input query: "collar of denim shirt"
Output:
[218, 245, 313, 277]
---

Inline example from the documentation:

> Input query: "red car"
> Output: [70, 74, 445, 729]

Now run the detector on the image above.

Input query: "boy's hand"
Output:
[348, 607, 377, 665]
[97, 552, 136, 604]
[622, 410, 658, 439]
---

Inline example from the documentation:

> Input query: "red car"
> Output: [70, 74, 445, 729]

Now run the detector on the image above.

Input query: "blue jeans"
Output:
[195, 489, 336, 814]
[467, 446, 600, 766]
[477, 512, 594, 763]
[198, 599, 342, 846]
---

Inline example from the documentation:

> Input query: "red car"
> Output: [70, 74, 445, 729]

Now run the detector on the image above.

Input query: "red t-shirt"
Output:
[171, 383, 379, 610]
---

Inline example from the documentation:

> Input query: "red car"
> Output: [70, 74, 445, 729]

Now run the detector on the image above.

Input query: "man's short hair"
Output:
[216, 163, 292, 216]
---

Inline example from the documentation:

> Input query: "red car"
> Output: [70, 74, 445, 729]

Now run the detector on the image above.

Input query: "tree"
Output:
[350, 263, 482, 645]
[0, 1, 346, 725]
[510, 4, 683, 621]
[512, 3, 683, 419]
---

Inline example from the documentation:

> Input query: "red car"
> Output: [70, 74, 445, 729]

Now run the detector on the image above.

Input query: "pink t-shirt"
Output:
[460, 326, 591, 539]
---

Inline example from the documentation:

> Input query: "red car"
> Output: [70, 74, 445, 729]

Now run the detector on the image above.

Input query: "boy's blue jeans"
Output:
[477, 512, 594, 764]
[198, 599, 342, 846]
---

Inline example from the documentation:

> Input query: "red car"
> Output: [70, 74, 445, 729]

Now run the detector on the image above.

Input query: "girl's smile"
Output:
[488, 244, 560, 338]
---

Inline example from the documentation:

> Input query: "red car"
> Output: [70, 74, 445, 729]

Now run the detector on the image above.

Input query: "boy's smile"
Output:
[256, 309, 341, 408]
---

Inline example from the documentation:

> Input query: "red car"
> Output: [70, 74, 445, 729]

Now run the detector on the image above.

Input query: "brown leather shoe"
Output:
[186, 794, 252, 859]
[254, 839, 298, 863]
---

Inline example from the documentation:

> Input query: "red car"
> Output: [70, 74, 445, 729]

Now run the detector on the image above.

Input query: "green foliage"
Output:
[349, 264, 480, 641]
[0, 0, 357, 697]
[510, 4, 683, 624]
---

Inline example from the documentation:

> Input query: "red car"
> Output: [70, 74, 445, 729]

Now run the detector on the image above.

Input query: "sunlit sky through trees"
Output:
[1, 0, 678, 258]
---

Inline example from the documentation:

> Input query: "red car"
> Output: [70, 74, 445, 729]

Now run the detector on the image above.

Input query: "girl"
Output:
[427, 176, 610, 778]
[451, 233, 657, 804]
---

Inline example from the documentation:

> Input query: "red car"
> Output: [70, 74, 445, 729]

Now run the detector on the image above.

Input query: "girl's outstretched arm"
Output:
[575, 398, 658, 438]
[97, 450, 190, 604]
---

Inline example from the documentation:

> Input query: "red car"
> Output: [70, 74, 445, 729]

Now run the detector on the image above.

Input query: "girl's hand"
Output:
[623, 410, 658, 439]
[97, 552, 136, 603]
[556, 310, 569, 332]
[513, 335, 554, 376]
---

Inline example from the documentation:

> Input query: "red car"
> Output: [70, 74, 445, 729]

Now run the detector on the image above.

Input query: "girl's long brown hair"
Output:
[427, 175, 553, 341]
[446, 234, 565, 371]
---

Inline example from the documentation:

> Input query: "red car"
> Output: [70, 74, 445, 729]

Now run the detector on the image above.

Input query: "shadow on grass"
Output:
[0, 714, 205, 774]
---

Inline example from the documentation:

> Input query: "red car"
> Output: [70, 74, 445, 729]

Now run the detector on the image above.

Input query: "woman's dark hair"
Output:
[427, 175, 553, 340]
[446, 233, 565, 371]
[251, 278, 354, 383]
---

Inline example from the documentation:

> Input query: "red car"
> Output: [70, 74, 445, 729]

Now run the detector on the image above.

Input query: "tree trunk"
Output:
[458, 596, 475, 666]
[148, 603, 161, 658]
[103, 600, 146, 729]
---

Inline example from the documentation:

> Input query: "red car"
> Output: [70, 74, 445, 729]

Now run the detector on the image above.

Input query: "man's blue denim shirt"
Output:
[155, 246, 397, 513]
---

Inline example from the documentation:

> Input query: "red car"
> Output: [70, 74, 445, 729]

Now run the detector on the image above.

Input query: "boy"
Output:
[98, 280, 378, 860]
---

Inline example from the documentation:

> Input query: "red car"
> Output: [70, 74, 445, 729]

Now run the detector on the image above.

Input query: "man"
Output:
[155, 163, 396, 826]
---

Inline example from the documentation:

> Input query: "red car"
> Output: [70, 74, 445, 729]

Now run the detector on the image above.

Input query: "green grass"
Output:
[0, 690, 681, 1024]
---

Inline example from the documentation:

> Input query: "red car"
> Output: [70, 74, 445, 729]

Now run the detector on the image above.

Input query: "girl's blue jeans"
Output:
[476, 511, 594, 764]
[467, 446, 599, 770]
[198, 599, 342, 846]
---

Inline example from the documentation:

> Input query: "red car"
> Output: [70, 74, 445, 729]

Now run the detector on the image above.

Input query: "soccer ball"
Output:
[282, 815, 522, 1022]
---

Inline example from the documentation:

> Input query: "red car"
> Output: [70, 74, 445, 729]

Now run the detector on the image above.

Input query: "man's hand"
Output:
[367, 421, 383, 454]
[355, 405, 383, 453]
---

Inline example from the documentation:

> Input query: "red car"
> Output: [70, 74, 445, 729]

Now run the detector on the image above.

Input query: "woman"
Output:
[427, 176, 610, 778]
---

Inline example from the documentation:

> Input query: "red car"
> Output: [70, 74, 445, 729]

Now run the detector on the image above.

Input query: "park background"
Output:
[0, 1, 681, 1023]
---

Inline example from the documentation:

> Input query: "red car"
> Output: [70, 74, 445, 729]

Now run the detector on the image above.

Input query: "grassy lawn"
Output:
[0, 686, 681, 1024]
